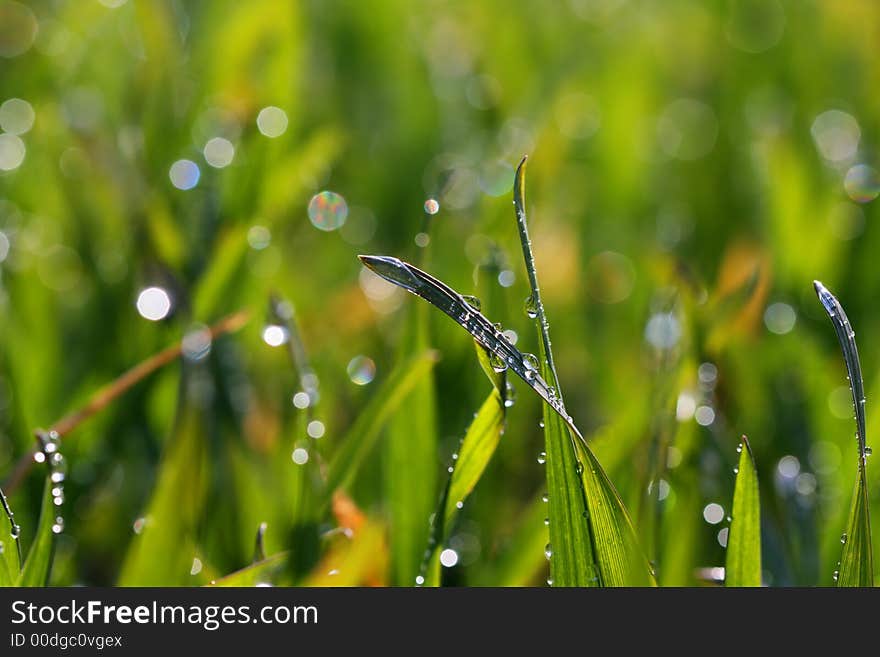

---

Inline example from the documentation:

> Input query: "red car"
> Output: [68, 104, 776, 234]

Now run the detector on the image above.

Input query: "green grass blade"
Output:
[513, 158, 653, 587]
[725, 435, 762, 587]
[421, 387, 505, 586]
[0, 486, 22, 584]
[323, 349, 439, 503]
[814, 281, 874, 587]
[16, 480, 56, 586]
[386, 299, 438, 586]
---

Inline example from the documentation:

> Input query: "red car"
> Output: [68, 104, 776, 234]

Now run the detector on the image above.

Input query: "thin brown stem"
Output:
[2, 310, 250, 493]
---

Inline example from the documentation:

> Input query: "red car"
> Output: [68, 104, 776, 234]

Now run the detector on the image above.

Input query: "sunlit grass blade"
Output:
[323, 349, 439, 505]
[16, 480, 56, 586]
[421, 385, 505, 585]
[513, 157, 653, 587]
[208, 552, 288, 587]
[814, 280, 874, 587]
[725, 435, 762, 587]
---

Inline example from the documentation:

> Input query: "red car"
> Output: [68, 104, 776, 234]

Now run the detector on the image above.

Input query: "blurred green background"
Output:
[1, 0, 879, 586]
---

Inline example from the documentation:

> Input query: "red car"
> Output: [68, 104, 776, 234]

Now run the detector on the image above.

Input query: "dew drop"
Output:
[541, 493, 549, 503]
[544, 543, 553, 560]
[546, 578, 554, 586]
[489, 352, 507, 373]
[522, 353, 539, 371]
[841, 532, 848, 544]
[524, 294, 539, 319]
[524, 369, 536, 381]
[538, 419, 545, 428]
[455, 500, 464, 510]
[415, 575, 425, 585]
[537, 451, 547, 465]
[865, 446, 873, 456]
[424, 198, 440, 215]
[543, 517, 550, 526]
[833, 570, 839, 582]
[462, 295, 482, 312]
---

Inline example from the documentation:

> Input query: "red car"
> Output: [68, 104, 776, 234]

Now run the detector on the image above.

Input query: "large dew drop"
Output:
[524, 294, 539, 319]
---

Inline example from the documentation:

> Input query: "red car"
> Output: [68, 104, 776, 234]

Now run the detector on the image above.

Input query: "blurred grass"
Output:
[1, 0, 880, 586]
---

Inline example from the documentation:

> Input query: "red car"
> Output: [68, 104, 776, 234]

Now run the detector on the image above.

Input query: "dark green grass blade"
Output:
[323, 349, 439, 505]
[16, 480, 56, 586]
[513, 158, 653, 587]
[814, 280, 874, 586]
[725, 435, 762, 587]
[0, 486, 22, 585]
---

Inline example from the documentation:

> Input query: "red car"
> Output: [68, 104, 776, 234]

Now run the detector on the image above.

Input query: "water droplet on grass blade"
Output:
[424, 198, 440, 215]
[544, 543, 552, 560]
[524, 294, 538, 319]
[841, 532, 848, 544]
[489, 352, 507, 373]
[461, 295, 481, 311]
[537, 451, 546, 465]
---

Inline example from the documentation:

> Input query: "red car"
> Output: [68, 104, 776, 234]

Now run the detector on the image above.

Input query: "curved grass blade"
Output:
[725, 435, 762, 587]
[323, 349, 439, 506]
[814, 280, 874, 587]
[359, 255, 569, 427]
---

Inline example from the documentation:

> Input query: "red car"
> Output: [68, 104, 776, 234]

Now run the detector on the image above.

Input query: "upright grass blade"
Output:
[513, 157, 653, 587]
[814, 280, 874, 587]
[323, 349, 439, 505]
[725, 435, 762, 587]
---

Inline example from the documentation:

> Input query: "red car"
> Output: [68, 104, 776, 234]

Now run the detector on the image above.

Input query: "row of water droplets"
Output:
[33, 430, 66, 535]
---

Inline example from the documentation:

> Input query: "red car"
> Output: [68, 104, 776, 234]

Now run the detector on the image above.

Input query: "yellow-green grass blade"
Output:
[725, 436, 762, 587]
[16, 480, 56, 586]
[208, 552, 288, 587]
[323, 349, 439, 504]
[422, 386, 505, 586]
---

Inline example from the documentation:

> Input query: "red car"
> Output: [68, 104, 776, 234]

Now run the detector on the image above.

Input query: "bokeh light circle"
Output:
[308, 191, 348, 231]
